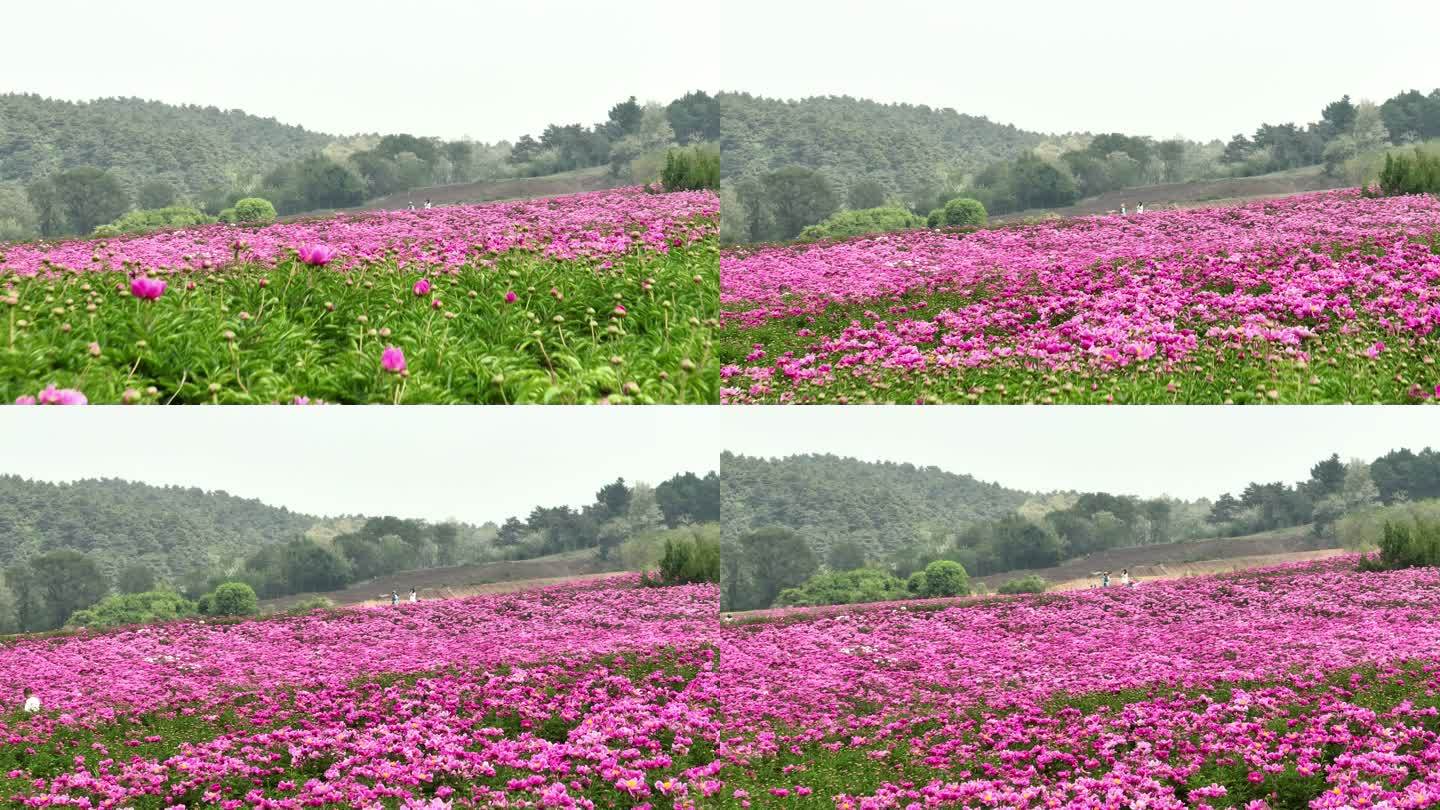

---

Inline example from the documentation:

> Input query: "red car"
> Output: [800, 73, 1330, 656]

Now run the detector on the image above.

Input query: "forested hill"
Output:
[0, 475, 320, 581]
[0, 94, 334, 196]
[720, 452, 1033, 558]
[719, 92, 1048, 193]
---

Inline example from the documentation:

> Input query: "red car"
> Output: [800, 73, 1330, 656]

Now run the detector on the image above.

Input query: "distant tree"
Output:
[0, 183, 40, 241]
[827, 539, 869, 572]
[138, 180, 178, 209]
[667, 90, 720, 144]
[1208, 493, 1243, 524]
[654, 534, 720, 585]
[206, 582, 258, 617]
[116, 565, 157, 595]
[661, 144, 720, 191]
[24, 550, 110, 632]
[67, 589, 196, 630]
[1157, 139, 1187, 182]
[294, 156, 365, 211]
[847, 179, 888, 210]
[1221, 134, 1253, 165]
[761, 166, 839, 240]
[596, 478, 633, 519]
[734, 176, 774, 242]
[920, 559, 970, 598]
[1320, 95, 1358, 138]
[737, 527, 819, 610]
[280, 540, 352, 594]
[233, 197, 277, 225]
[998, 574, 1047, 595]
[606, 96, 644, 138]
[52, 167, 131, 234]
[432, 523, 460, 567]
[1380, 90, 1430, 143]
[798, 206, 923, 241]
[941, 197, 988, 227]
[1308, 454, 1348, 499]
[1009, 154, 1078, 210]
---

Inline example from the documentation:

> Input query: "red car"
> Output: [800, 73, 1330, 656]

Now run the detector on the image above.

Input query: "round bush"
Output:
[233, 197, 277, 225]
[926, 208, 946, 228]
[208, 581, 259, 617]
[942, 197, 988, 227]
[92, 224, 121, 238]
[920, 559, 970, 597]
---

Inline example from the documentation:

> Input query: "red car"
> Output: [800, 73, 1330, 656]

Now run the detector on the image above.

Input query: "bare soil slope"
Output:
[262, 547, 629, 610]
[992, 166, 1346, 222]
[360, 167, 619, 211]
[973, 525, 1339, 592]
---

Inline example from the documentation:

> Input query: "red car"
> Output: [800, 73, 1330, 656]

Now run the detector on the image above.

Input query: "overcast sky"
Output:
[0, 408, 720, 525]
[0, 0, 723, 142]
[722, 408, 1439, 501]
[720, 0, 1440, 141]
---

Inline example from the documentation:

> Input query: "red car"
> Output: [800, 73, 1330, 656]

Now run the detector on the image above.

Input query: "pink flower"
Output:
[18, 385, 88, 405]
[381, 346, 406, 373]
[1366, 341, 1386, 359]
[130, 277, 167, 301]
[296, 244, 336, 267]
[504, 291, 518, 304]
[413, 278, 432, 296]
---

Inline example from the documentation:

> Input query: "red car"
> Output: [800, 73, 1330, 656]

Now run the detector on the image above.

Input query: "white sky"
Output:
[721, 407, 1439, 501]
[0, 0, 724, 143]
[0, 408, 720, 525]
[718, 0, 1440, 142]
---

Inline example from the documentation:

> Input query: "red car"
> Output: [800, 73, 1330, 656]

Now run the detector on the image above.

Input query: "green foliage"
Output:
[232, 197, 277, 224]
[940, 197, 987, 227]
[285, 595, 334, 615]
[38, 167, 132, 235]
[998, 574, 1048, 594]
[720, 452, 1030, 585]
[66, 589, 196, 630]
[660, 144, 720, 191]
[1377, 147, 1440, 196]
[653, 471, 720, 527]
[116, 565, 157, 595]
[797, 206, 924, 241]
[98, 205, 216, 236]
[666, 91, 720, 145]
[918, 559, 969, 597]
[0, 475, 318, 587]
[0, 182, 39, 241]
[1338, 499, 1440, 551]
[1359, 518, 1440, 571]
[205, 582, 258, 617]
[652, 533, 720, 585]
[847, 179, 889, 210]
[0, 237, 719, 404]
[137, 180, 178, 209]
[4, 550, 109, 632]
[723, 526, 819, 612]
[753, 166, 840, 242]
[777, 568, 909, 607]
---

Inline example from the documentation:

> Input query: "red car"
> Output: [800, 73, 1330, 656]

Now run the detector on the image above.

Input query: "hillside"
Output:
[720, 452, 1032, 560]
[0, 475, 319, 581]
[719, 92, 1047, 196]
[0, 94, 333, 196]
[356, 166, 618, 211]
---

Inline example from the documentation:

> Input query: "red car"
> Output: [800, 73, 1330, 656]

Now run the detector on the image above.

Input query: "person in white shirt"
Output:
[424, 199, 433, 210]
[408, 587, 418, 604]
[1136, 202, 1145, 214]
[1121, 568, 1133, 587]
[22, 687, 40, 714]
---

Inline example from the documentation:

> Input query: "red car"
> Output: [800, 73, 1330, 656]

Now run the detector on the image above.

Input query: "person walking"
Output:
[1136, 202, 1145, 214]
[1121, 569, 1133, 587]
[407, 201, 416, 211]
[21, 687, 40, 714]
[390, 590, 399, 606]
[408, 587, 418, 604]
[1101, 571, 1111, 588]
[424, 199, 433, 210]
[1120, 204, 1128, 217]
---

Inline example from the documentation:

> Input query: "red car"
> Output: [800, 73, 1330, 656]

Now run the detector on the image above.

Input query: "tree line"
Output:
[0, 469, 718, 634]
[720, 87, 1440, 244]
[0, 90, 720, 240]
[721, 447, 1440, 611]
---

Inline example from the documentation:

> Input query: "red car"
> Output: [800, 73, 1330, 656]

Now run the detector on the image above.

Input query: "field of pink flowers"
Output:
[719, 191, 1440, 404]
[712, 557, 1440, 808]
[1, 188, 719, 404]
[0, 577, 722, 808]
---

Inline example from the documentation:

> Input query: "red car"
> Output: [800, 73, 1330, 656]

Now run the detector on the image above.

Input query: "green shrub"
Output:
[1360, 518, 1440, 571]
[218, 207, 238, 224]
[798, 206, 925, 241]
[95, 205, 216, 237]
[941, 197, 988, 227]
[652, 533, 720, 585]
[1377, 148, 1440, 196]
[776, 568, 909, 607]
[65, 589, 197, 630]
[998, 574, 1048, 594]
[205, 581, 259, 617]
[920, 559, 970, 597]
[286, 595, 334, 615]
[233, 197, 278, 225]
[926, 208, 946, 228]
[906, 571, 927, 594]
[660, 144, 720, 192]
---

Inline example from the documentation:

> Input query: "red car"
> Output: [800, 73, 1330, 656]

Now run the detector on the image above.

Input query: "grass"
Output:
[3, 237, 718, 404]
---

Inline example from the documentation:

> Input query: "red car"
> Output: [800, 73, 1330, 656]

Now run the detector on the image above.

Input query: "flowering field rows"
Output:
[0, 578, 723, 808]
[712, 558, 1440, 808]
[719, 191, 1440, 403]
[1, 188, 719, 404]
